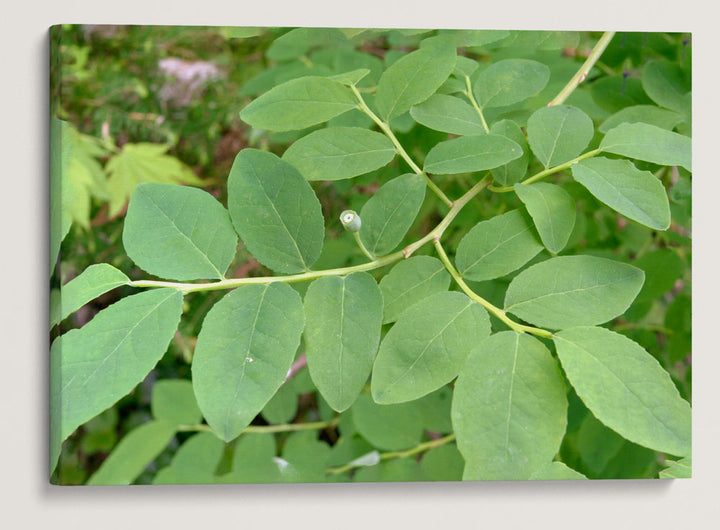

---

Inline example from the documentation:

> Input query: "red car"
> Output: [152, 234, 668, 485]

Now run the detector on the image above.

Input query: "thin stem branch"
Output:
[350, 85, 453, 208]
[177, 416, 340, 436]
[433, 239, 553, 339]
[547, 31, 616, 107]
[326, 433, 457, 475]
[489, 148, 602, 193]
[353, 231, 376, 260]
[463, 75, 490, 133]
[129, 176, 491, 295]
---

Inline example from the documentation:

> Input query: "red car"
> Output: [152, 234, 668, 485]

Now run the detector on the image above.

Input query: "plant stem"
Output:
[547, 31, 616, 107]
[325, 433, 457, 475]
[432, 239, 553, 339]
[350, 85, 453, 208]
[401, 174, 491, 257]
[130, 176, 491, 294]
[353, 231, 376, 260]
[177, 417, 339, 435]
[463, 75, 490, 133]
[488, 148, 602, 193]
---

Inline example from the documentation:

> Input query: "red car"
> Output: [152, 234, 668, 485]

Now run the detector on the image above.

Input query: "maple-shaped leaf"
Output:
[105, 143, 203, 217]
[63, 124, 110, 229]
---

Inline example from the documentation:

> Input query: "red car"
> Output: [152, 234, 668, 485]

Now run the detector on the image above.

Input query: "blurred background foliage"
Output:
[50, 26, 691, 484]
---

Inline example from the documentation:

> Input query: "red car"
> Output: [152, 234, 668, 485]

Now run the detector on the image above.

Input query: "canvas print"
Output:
[49, 25, 692, 485]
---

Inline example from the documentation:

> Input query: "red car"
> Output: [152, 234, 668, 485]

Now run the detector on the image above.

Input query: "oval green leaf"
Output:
[304, 272, 384, 412]
[600, 122, 692, 171]
[151, 379, 203, 426]
[423, 134, 522, 175]
[455, 209, 544, 281]
[529, 462, 587, 480]
[123, 183, 238, 281]
[409, 94, 486, 136]
[86, 420, 177, 485]
[153, 432, 226, 485]
[51, 264, 130, 327]
[52, 288, 183, 448]
[350, 393, 424, 451]
[572, 156, 671, 230]
[527, 105, 594, 168]
[374, 39, 457, 120]
[239, 76, 357, 132]
[358, 173, 426, 256]
[489, 119, 530, 186]
[471, 59, 550, 109]
[514, 182, 576, 254]
[282, 127, 395, 181]
[452, 332, 568, 481]
[228, 149, 325, 274]
[504, 255, 645, 329]
[660, 457, 691, 479]
[641, 59, 691, 115]
[191, 283, 305, 442]
[598, 105, 684, 134]
[378, 256, 451, 324]
[371, 291, 490, 404]
[554, 326, 691, 457]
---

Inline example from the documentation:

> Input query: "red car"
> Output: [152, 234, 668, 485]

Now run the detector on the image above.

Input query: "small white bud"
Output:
[340, 210, 362, 232]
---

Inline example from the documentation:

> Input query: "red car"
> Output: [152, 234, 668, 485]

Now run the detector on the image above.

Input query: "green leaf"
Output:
[59, 122, 111, 230]
[371, 291, 490, 404]
[471, 59, 550, 109]
[641, 59, 691, 115]
[239, 76, 357, 132]
[514, 183, 576, 254]
[576, 412, 626, 475]
[529, 462, 587, 480]
[153, 432, 225, 485]
[358, 173, 426, 256]
[261, 378, 299, 424]
[598, 105, 685, 134]
[222, 433, 281, 483]
[86, 420, 176, 485]
[571, 157, 671, 230]
[280, 431, 332, 482]
[228, 149, 324, 274]
[266, 28, 347, 62]
[455, 209, 544, 281]
[329, 68, 371, 87]
[350, 393, 424, 451]
[123, 183, 238, 281]
[105, 143, 202, 217]
[354, 458, 424, 483]
[51, 264, 130, 328]
[452, 332, 568, 481]
[554, 326, 691, 457]
[374, 39, 457, 120]
[282, 127, 395, 181]
[378, 256, 451, 324]
[409, 94, 486, 135]
[151, 379, 203, 426]
[50, 117, 73, 272]
[632, 249, 685, 302]
[504, 255, 644, 329]
[660, 457, 691, 479]
[304, 272, 384, 412]
[600, 122, 692, 171]
[52, 288, 183, 449]
[527, 105, 594, 168]
[192, 283, 305, 442]
[423, 135, 522, 175]
[489, 119, 530, 186]
[420, 444, 465, 481]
